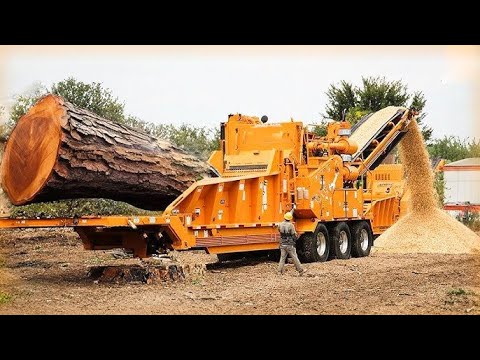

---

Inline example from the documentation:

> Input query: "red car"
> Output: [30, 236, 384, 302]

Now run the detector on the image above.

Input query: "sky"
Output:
[0, 45, 479, 139]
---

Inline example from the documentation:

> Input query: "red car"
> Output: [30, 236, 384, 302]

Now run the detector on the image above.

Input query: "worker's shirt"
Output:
[278, 220, 297, 246]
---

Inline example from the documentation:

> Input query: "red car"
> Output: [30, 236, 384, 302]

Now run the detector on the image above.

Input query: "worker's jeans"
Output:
[278, 245, 304, 274]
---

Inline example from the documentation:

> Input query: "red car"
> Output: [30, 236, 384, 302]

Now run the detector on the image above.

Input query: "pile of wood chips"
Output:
[374, 120, 480, 254]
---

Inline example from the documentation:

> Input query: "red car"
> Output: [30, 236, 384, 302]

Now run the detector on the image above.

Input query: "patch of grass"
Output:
[456, 211, 480, 232]
[191, 277, 202, 285]
[448, 288, 467, 296]
[10, 198, 161, 218]
[0, 292, 12, 304]
[445, 288, 477, 308]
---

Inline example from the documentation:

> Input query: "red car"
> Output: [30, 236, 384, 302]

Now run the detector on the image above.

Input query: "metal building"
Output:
[443, 157, 480, 213]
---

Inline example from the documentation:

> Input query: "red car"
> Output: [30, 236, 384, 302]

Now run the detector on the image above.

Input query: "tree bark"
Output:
[0, 94, 217, 210]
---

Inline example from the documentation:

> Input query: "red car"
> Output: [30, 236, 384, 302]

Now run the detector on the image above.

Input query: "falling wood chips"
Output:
[374, 120, 480, 254]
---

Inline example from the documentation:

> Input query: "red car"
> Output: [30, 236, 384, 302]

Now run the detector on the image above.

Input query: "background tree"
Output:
[320, 76, 433, 142]
[433, 171, 446, 207]
[10, 78, 127, 125]
[152, 124, 219, 160]
[51, 78, 126, 123]
[311, 118, 329, 137]
[0, 105, 8, 143]
[324, 80, 357, 121]
[428, 136, 480, 162]
[9, 82, 47, 127]
[5, 77, 220, 160]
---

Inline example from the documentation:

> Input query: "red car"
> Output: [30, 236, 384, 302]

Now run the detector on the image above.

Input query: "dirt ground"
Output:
[0, 228, 479, 315]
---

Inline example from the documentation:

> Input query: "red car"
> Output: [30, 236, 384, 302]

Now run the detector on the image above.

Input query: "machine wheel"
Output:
[350, 221, 373, 257]
[297, 224, 330, 263]
[329, 222, 352, 260]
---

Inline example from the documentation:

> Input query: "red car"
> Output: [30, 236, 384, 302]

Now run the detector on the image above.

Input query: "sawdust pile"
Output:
[374, 120, 480, 254]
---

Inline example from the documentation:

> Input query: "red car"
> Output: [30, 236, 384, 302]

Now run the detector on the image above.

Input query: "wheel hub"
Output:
[316, 232, 326, 256]
[360, 228, 369, 251]
[339, 231, 348, 254]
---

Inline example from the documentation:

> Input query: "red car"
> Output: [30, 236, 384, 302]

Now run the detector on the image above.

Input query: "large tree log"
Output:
[0, 94, 217, 210]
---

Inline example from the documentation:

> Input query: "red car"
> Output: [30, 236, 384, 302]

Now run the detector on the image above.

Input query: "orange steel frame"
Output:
[0, 111, 415, 258]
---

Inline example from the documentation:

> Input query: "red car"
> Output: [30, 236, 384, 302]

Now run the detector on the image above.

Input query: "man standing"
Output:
[278, 210, 305, 275]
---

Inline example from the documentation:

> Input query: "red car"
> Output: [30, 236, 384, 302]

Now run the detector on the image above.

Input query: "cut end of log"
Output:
[1, 95, 64, 205]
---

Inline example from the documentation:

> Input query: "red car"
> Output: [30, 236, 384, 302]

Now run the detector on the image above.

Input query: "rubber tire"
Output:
[297, 224, 330, 263]
[350, 221, 373, 258]
[329, 222, 352, 260]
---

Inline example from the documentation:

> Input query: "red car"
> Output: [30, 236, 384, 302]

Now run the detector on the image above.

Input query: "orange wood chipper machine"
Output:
[0, 107, 416, 262]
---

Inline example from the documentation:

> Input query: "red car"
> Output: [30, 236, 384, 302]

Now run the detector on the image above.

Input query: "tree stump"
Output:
[88, 264, 186, 284]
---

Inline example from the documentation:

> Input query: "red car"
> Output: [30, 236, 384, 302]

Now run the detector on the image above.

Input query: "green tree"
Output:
[356, 77, 409, 114]
[428, 136, 480, 162]
[325, 80, 357, 121]
[8, 77, 220, 159]
[433, 171, 446, 206]
[321, 76, 433, 142]
[311, 118, 329, 137]
[10, 82, 47, 125]
[0, 105, 8, 142]
[151, 123, 173, 139]
[10, 78, 129, 126]
[123, 115, 156, 134]
[51, 78, 126, 123]
[151, 123, 220, 160]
